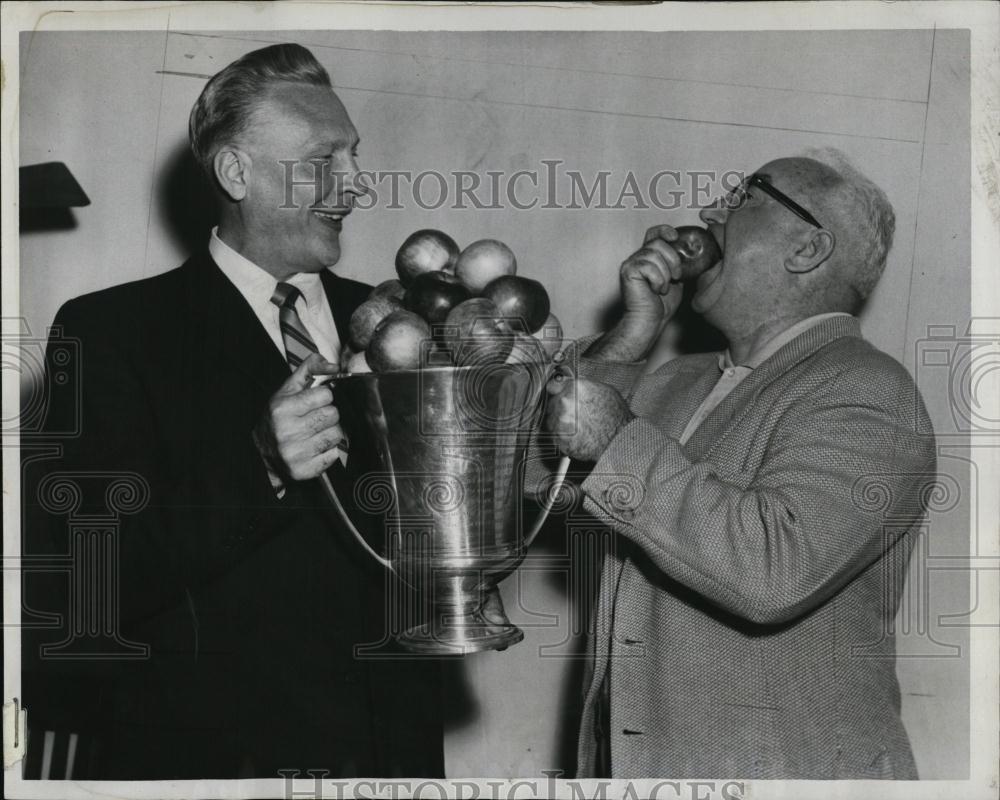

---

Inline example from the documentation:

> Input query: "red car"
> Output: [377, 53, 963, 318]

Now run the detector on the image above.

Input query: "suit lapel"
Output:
[320, 268, 359, 348]
[684, 316, 863, 459]
[181, 251, 291, 394]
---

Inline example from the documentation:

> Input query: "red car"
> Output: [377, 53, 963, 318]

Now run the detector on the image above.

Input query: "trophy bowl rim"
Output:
[331, 362, 545, 382]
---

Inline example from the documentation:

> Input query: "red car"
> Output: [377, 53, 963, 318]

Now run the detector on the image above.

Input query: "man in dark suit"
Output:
[543, 153, 937, 778]
[23, 43, 443, 779]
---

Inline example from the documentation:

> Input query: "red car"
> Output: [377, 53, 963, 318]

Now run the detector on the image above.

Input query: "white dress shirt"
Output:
[678, 313, 851, 445]
[208, 228, 348, 489]
[209, 227, 342, 364]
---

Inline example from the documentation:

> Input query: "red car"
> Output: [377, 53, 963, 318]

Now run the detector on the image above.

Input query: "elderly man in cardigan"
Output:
[543, 152, 936, 779]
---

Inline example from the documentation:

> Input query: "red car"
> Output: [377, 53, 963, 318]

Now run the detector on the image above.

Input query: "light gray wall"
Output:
[18, 29, 971, 778]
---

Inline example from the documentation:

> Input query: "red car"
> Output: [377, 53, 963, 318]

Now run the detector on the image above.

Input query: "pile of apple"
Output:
[341, 230, 563, 374]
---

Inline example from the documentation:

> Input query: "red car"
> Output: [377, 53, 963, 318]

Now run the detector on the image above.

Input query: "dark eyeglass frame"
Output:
[727, 174, 823, 229]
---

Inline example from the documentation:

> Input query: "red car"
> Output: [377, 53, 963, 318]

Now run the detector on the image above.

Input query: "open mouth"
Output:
[696, 227, 724, 288]
[312, 208, 351, 229]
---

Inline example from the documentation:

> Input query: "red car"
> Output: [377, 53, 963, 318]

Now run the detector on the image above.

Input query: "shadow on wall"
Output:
[159, 140, 219, 257]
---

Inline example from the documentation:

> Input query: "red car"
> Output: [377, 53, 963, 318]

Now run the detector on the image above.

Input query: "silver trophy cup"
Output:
[320, 360, 569, 655]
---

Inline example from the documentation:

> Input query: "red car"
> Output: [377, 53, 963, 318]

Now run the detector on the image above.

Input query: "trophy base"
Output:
[397, 587, 525, 654]
[398, 619, 524, 655]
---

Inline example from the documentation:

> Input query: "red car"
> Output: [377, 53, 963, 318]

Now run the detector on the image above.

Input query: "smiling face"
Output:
[693, 158, 833, 338]
[218, 83, 364, 278]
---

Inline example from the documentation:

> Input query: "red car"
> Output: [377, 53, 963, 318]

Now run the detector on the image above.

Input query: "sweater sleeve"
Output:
[580, 364, 937, 624]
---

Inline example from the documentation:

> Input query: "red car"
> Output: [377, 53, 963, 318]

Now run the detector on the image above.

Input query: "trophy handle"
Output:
[312, 373, 396, 573]
[523, 455, 571, 549]
[521, 356, 573, 550]
[318, 468, 396, 574]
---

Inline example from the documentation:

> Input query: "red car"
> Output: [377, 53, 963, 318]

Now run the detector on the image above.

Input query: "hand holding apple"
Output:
[673, 226, 721, 280]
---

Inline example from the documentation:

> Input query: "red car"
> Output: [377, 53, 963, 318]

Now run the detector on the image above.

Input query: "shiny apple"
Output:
[481, 275, 550, 334]
[455, 239, 517, 293]
[404, 270, 472, 326]
[349, 295, 403, 350]
[674, 225, 722, 281]
[395, 229, 461, 287]
[369, 278, 406, 301]
[367, 310, 432, 372]
[441, 298, 514, 367]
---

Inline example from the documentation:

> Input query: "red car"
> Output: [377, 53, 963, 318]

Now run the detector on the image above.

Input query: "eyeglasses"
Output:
[724, 174, 823, 229]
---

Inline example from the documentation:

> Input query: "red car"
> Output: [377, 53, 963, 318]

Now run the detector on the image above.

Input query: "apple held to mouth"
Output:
[441, 298, 515, 367]
[395, 229, 461, 287]
[673, 226, 722, 281]
[481, 275, 551, 335]
[404, 270, 473, 326]
[349, 295, 404, 351]
[455, 239, 517, 293]
[367, 310, 433, 372]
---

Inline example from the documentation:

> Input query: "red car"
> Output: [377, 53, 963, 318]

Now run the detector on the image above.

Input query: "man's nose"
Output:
[330, 167, 368, 199]
[699, 203, 728, 226]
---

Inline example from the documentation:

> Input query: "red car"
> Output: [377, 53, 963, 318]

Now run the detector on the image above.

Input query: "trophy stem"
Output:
[397, 575, 524, 655]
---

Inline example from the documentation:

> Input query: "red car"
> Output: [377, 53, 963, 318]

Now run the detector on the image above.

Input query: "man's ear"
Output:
[785, 228, 836, 274]
[213, 147, 251, 202]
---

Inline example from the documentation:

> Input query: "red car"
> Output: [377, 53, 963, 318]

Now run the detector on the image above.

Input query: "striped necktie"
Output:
[270, 282, 319, 370]
[270, 282, 349, 467]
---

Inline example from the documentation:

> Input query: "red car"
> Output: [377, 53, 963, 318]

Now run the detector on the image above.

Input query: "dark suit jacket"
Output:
[22, 251, 444, 779]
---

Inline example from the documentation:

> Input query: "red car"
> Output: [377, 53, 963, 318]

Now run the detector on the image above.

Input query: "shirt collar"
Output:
[718, 312, 853, 372]
[208, 227, 325, 310]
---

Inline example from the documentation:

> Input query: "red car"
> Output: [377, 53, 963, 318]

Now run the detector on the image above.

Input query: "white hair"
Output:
[801, 147, 896, 307]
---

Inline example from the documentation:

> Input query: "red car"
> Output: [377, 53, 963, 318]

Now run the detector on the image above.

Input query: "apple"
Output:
[395, 229, 460, 286]
[404, 270, 472, 326]
[345, 349, 373, 374]
[441, 298, 514, 367]
[531, 312, 563, 360]
[369, 278, 406, 302]
[674, 226, 722, 281]
[339, 346, 358, 372]
[349, 295, 403, 351]
[455, 239, 517, 293]
[504, 333, 547, 366]
[544, 376, 632, 463]
[481, 275, 550, 334]
[367, 310, 432, 372]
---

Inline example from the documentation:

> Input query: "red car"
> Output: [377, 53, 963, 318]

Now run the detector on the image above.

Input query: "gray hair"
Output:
[801, 147, 896, 308]
[189, 43, 331, 176]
